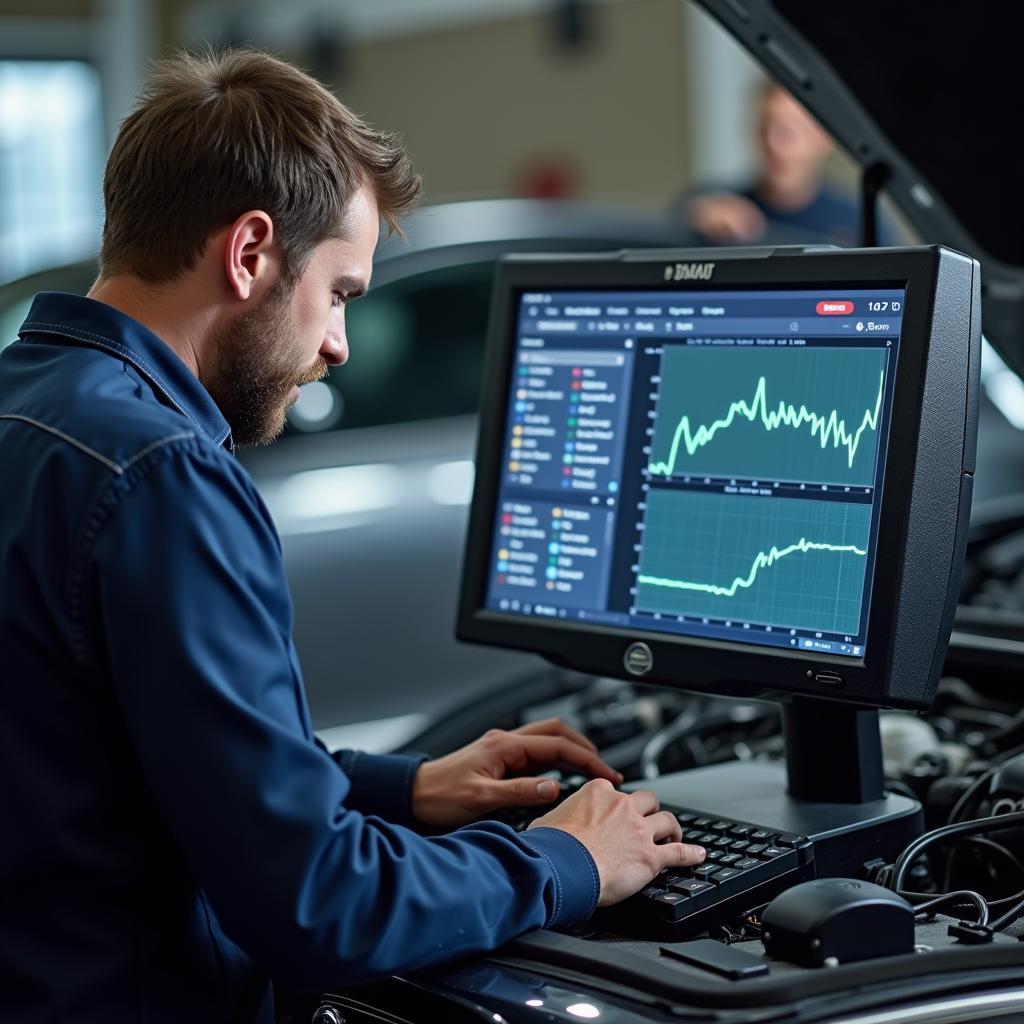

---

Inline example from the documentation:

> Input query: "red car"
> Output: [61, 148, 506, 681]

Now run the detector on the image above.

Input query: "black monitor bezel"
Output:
[457, 246, 968, 712]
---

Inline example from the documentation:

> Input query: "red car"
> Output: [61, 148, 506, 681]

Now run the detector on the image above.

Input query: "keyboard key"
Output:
[697, 833, 718, 845]
[751, 831, 774, 842]
[712, 868, 742, 883]
[760, 846, 787, 858]
[717, 853, 742, 866]
[712, 836, 733, 848]
[729, 825, 753, 837]
[640, 885, 666, 900]
[705, 850, 725, 862]
[676, 813, 697, 825]
[734, 858, 760, 870]
[669, 879, 714, 897]
[654, 892, 691, 921]
[729, 840, 750, 852]
[692, 865, 720, 880]
[746, 844, 767, 855]
[774, 835, 805, 848]
[711, 820, 733, 832]
[692, 818, 713, 828]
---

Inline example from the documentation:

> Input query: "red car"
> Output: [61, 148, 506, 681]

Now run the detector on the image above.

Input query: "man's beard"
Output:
[205, 281, 328, 447]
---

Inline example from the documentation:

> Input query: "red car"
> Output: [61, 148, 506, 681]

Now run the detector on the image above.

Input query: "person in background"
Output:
[679, 81, 892, 247]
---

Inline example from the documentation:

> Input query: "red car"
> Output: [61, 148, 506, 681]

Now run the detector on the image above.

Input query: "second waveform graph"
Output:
[634, 490, 872, 636]
[647, 346, 890, 487]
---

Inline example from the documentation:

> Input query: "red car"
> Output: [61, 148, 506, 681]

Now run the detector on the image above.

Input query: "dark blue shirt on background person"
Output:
[0, 292, 598, 1023]
[736, 182, 882, 247]
[671, 181, 899, 248]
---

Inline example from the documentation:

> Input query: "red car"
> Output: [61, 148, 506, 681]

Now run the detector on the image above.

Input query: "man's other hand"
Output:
[529, 780, 706, 906]
[689, 192, 767, 244]
[412, 718, 622, 828]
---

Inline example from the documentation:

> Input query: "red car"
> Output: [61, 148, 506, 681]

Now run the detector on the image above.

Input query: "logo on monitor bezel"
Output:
[664, 262, 716, 282]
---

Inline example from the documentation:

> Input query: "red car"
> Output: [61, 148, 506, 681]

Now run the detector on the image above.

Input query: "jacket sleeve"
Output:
[87, 439, 599, 989]
[320, 742, 428, 827]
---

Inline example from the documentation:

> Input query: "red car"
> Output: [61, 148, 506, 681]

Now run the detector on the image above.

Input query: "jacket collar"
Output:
[19, 292, 233, 451]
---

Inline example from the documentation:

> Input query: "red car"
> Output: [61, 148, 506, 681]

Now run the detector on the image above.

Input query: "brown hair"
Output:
[99, 48, 421, 283]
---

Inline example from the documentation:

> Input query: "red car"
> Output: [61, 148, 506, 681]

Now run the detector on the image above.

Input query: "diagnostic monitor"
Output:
[458, 246, 980, 719]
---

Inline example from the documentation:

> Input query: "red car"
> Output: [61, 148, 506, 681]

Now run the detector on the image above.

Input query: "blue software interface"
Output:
[484, 287, 905, 659]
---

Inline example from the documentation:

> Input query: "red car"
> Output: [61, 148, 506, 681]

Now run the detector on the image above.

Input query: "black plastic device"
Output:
[457, 245, 980, 901]
[761, 878, 915, 966]
[661, 938, 769, 979]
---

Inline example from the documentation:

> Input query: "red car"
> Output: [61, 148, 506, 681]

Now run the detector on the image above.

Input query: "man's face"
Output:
[757, 88, 832, 190]
[206, 188, 380, 447]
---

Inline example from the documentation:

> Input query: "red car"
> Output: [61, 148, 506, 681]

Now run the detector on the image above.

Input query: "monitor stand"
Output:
[627, 698, 922, 878]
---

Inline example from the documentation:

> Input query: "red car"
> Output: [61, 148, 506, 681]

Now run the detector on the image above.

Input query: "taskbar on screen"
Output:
[484, 598, 865, 659]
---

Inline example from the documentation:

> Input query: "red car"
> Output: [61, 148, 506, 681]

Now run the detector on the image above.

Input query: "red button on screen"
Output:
[816, 300, 854, 315]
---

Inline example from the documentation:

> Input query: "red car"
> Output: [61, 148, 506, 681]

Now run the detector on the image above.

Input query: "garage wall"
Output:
[327, 0, 693, 209]
[0, 0, 91, 15]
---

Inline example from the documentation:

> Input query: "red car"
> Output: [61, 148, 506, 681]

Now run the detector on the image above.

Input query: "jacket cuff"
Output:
[331, 749, 429, 827]
[517, 827, 600, 930]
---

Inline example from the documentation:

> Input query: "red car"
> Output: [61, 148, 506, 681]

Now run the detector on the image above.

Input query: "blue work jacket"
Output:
[0, 293, 598, 1023]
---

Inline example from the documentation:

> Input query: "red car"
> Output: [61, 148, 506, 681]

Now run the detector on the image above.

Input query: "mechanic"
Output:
[0, 49, 706, 1022]
[676, 80, 888, 246]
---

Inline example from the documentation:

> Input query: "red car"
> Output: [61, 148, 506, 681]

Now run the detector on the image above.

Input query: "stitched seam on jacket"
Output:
[0, 414, 124, 475]
[20, 321, 202, 430]
[66, 435, 204, 662]
[121, 432, 195, 472]
[555, 830, 600, 916]
[523, 840, 563, 927]
[543, 846, 564, 925]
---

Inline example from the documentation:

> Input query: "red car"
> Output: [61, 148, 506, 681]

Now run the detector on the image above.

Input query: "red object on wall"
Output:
[518, 156, 581, 199]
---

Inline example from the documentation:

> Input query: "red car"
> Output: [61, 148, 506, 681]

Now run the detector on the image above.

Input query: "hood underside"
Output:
[694, 0, 1024, 374]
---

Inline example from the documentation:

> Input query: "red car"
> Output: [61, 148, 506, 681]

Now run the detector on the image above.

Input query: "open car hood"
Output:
[694, 0, 1024, 376]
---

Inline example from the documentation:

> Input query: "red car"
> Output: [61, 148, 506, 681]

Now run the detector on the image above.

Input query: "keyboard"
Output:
[609, 811, 815, 939]
[494, 779, 816, 940]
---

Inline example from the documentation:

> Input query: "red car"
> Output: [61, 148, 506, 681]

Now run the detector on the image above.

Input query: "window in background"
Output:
[0, 61, 104, 285]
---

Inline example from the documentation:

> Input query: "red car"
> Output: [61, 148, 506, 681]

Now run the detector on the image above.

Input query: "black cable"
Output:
[943, 835, 1024, 893]
[947, 766, 1000, 825]
[910, 889, 989, 926]
[990, 894, 1024, 932]
[982, 709, 1024, 753]
[891, 810, 1024, 893]
[946, 744, 1024, 825]
[944, 707, 1014, 730]
[935, 677, 1018, 716]
[885, 778, 918, 801]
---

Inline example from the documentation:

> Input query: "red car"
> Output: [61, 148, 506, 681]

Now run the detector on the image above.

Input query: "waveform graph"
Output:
[648, 346, 889, 486]
[635, 490, 872, 635]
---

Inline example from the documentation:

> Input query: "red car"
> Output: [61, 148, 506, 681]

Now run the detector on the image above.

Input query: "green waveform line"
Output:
[649, 370, 885, 476]
[638, 536, 867, 599]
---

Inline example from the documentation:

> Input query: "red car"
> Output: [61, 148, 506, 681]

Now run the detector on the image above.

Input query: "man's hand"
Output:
[529, 780, 706, 906]
[412, 718, 622, 828]
[689, 193, 767, 244]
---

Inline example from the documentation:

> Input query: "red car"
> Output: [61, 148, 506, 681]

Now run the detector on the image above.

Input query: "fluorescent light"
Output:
[981, 337, 1024, 430]
[289, 381, 339, 429]
[427, 459, 476, 506]
[274, 463, 406, 521]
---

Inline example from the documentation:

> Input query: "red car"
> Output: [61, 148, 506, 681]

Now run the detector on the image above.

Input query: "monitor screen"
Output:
[482, 286, 904, 661]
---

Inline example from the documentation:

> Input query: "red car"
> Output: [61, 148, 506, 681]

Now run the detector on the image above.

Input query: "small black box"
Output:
[761, 879, 914, 967]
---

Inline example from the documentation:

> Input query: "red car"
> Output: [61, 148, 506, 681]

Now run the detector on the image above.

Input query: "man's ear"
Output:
[224, 210, 276, 301]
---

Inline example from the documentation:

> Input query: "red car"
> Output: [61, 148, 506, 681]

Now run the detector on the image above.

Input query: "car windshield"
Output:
[290, 261, 494, 433]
